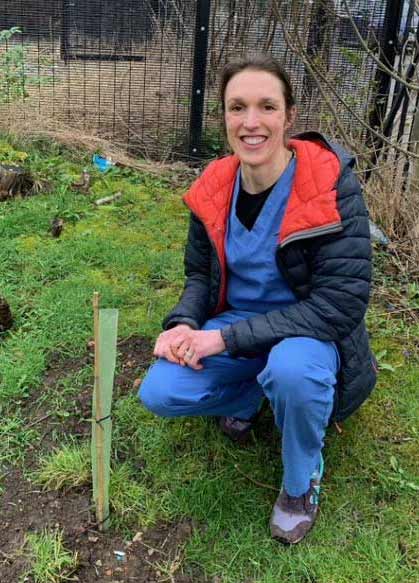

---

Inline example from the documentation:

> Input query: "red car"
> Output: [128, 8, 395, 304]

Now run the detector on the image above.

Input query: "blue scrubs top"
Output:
[226, 158, 297, 315]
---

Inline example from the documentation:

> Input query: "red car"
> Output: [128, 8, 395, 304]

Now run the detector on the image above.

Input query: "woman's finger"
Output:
[162, 345, 180, 364]
[153, 339, 162, 357]
[169, 344, 183, 365]
[183, 346, 203, 370]
[175, 339, 190, 359]
[188, 355, 203, 370]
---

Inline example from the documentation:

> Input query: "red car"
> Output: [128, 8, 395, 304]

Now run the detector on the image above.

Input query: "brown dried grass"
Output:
[3, 105, 196, 185]
[365, 162, 419, 271]
[0, 28, 194, 159]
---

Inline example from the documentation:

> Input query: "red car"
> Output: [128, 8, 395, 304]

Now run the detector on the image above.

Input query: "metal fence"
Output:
[0, 0, 410, 160]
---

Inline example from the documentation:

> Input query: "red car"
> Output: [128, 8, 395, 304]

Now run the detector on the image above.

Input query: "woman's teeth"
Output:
[241, 136, 266, 145]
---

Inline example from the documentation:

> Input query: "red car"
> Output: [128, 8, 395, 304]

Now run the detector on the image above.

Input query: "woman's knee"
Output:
[259, 338, 336, 407]
[262, 348, 305, 403]
[138, 361, 179, 417]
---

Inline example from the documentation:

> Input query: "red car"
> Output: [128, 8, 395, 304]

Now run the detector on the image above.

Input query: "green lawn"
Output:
[0, 134, 418, 583]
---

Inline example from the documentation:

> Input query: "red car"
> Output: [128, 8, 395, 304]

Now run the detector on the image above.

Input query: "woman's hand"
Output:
[175, 329, 226, 370]
[153, 324, 195, 364]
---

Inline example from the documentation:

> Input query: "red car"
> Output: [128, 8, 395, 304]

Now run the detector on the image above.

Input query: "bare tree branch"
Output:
[271, 0, 419, 161]
[341, 0, 419, 92]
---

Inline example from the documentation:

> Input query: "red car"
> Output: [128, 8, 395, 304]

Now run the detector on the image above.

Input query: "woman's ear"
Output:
[285, 106, 297, 130]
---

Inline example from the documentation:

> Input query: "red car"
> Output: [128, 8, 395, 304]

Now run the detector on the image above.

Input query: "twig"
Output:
[377, 306, 419, 317]
[0, 469, 14, 481]
[94, 192, 122, 206]
[24, 413, 52, 429]
[135, 539, 166, 556]
[273, 3, 419, 161]
[272, 5, 355, 148]
[234, 464, 279, 492]
[341, 0, 419, 92]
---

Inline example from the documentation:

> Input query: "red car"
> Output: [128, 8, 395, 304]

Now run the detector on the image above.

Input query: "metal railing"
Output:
[0, 0, 409, 160]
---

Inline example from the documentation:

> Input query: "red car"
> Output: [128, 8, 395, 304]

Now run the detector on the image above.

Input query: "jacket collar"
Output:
[184, 134, 343, 246]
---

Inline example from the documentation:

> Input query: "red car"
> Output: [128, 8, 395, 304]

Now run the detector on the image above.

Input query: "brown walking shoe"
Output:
[218, 400, 268, 443]
[270, 457, 323, 545]
[218, 416, 254, 443]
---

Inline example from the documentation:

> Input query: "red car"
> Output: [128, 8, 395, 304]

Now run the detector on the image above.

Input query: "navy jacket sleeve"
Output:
[162, 212, 212, 330]
[221, 167, 372, 356]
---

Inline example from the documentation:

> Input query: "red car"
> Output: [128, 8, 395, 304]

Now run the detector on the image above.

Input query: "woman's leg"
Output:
[139, 354, 264, 419]
[139, 314, 266, 419]
[257, 337, 339, 496]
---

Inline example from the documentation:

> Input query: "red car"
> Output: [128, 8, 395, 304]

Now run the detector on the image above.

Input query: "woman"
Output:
[139, 55, 376, 544]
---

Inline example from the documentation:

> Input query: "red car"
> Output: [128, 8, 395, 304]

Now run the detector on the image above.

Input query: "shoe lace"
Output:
[282, 483, 319, 513]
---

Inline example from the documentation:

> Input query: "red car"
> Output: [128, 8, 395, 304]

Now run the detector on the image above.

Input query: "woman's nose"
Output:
[243, 108, 260, 129]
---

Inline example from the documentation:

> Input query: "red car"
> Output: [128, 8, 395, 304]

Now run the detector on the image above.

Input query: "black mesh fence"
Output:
[0, 0, 407, 160]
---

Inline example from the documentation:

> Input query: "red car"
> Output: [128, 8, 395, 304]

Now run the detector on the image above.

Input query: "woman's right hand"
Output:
[153, 324, 194, 364]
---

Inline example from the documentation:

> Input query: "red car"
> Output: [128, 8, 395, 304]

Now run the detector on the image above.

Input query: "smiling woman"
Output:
[138, 54, 376, 545]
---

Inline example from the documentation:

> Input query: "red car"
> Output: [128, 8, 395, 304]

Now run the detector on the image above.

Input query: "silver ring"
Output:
[185, 349, 194, 359]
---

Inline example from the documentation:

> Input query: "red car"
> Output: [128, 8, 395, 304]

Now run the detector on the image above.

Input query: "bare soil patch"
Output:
[21, 335, 154, 450]
[0, 469, 201, 582]
[1, 336, 204, 582]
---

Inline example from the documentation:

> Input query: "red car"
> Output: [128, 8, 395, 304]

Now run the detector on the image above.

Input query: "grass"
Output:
[34, 442, 91, 490]
[23, 529, 78, 583]
[0, 132, 418, 582]
[0, 414, 38, 470]
[35, 446, 160, 530]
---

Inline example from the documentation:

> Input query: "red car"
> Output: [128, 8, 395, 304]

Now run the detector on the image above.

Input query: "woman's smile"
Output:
[240, 135, 268, 147]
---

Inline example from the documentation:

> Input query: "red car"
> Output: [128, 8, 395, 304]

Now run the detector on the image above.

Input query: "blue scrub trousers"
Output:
[139, 311, 340, 496]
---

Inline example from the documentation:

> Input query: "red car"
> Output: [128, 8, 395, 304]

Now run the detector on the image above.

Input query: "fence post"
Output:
[303, 0, 333, 102]
[61, 0, 70, 63]
[368, 0, 404, 136]
[189, 0, 212, 159]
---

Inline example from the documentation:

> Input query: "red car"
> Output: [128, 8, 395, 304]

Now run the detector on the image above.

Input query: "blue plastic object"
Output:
[93, 154, 114, 173]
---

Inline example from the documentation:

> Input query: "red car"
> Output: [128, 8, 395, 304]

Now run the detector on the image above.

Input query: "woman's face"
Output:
[224, 69, 295, 169]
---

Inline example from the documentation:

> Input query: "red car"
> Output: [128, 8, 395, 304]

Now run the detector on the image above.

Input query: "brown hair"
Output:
[219, 54, 296, 113]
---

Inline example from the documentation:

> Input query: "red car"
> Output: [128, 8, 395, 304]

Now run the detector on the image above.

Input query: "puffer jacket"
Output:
[163, 132, 377, 422]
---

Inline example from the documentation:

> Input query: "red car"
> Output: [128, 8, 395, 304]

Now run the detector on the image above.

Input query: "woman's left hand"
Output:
[175, 329, 226, 370]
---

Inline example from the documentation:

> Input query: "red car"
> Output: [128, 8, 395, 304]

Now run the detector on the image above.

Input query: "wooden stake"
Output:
[93, 291, 106, 531]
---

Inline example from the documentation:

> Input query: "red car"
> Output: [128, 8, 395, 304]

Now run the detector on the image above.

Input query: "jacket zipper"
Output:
[213, 226, 224, 312]
[279, 221, 343, 249]
[278, 220, 344, 423]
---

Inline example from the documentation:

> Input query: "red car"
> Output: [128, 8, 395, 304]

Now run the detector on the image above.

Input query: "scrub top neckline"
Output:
[232, 157, 297, 238]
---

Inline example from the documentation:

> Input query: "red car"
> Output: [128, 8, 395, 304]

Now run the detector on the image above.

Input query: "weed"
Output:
[34, 442, 91, 490]
[23, 528, 78, 583]
[0, 141, 28, 163]
[34, 438, 164, 527]
[386, 455, 419, 492]
[0, 415, 38, 467]
[0, 28, 52, 105]
[0, 28, 27, 104]
[109, 463, 162, 529]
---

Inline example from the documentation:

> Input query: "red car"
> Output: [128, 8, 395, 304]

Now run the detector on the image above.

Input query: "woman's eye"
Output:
[264, 104, 276, 111]
[230, 105, 242, 112]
